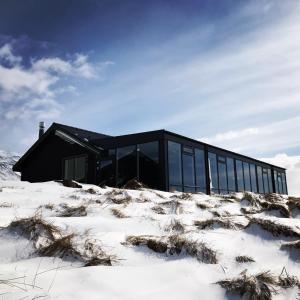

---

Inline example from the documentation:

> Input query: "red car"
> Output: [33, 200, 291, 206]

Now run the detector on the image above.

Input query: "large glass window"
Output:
[236, 160, 244, 192]
[227, 158, 236, 191]
[117, 145, 137, 186]
[183, 153, 195, 192]
[257, 166, 264, 193]
[138, 141, 159, 189]
[168, 141, 182, 191]
[250, 164, 257, 193]
[208, 152, 218, 192]
[274, 170, 278, 193]
[243, 162, 251, 192]
[195, 149, 206, 193]
[263, 168, 270, 194]
[267, 169, 272, 193]
[218, 156, 227, 193]
[278, 173, 283, 194]
[282, 172, 287, 194]
[64, 156, 87, 182]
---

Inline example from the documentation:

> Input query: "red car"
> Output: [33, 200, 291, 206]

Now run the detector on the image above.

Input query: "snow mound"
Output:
[0, 181, 299, 300]
[0, 150, 20, 180]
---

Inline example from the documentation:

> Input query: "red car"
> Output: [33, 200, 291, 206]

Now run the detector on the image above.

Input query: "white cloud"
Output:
[261, 153, 300, 196]
[0, 43, 111, 122]
[0, 44, 22, 65]
[200, 116, 300, 157]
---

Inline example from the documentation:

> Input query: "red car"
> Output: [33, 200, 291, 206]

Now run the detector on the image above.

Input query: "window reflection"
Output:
[195, 149, 206, 193]
[117, 145, 137, 186]
[218, 156, 227, 193]
[243, 162, 251, 192]
[208, 152, 218, 192]
[236, 160, 244, 192]
[227, 158, 236, 191]
[168, 141, 182, 191]
[139, 141, 159, 189]
[250, 164, 257, 193]
[183, 153, 195, 192]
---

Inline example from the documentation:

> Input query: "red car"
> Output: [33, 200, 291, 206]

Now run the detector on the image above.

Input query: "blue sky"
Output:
[0, 0, 300, 164]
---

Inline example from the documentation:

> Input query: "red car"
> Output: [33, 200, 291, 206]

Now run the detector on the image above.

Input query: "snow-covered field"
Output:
[0, 180, 299, 300]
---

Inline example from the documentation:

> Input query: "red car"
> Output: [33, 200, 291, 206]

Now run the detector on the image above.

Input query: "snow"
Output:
[0, 150, 20, 181]
[0, 180, 299, 299]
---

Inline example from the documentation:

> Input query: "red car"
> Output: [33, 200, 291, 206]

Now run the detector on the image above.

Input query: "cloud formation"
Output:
[261, 153, 300, 196]
[0, 43, 103, 121]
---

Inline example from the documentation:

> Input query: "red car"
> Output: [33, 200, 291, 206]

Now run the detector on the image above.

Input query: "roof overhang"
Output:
[13, 123, 102, 171]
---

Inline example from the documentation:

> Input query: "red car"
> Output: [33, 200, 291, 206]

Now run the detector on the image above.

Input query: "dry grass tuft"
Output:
[171, 192, 193, 201]
[160, 199, 183, 214]
[152, 205, 166, 215]
[247, 217, 300, 238]
[85, 188, 97, 194]
[123, 179, 148, 190]
[83, 239, 118, 266]
[194, 217, 244, 230]
[235, 255, 255, 263]
[108, 194, 132, 205]
[58, 204, 87, 217]
[124, 235, 168, 253]
[287, 197, 300, 211]
[124, 234, 218, 264]
[165, 219, 185, 233]
[7, 214, 60, 242]
[111, 208, 128, 218]
[243, 192, 261, 207]
[264, 193, 284, 203]
[280, 240, 300, 251]
[37, 233, 81, 259]
[278, 268, 299, 288]
[167, 235, 218, 264]
[58, 179, 82, 188]
[196, 202, 214, 209]
[263, 202, 291, 218]
[217, 270, 278, 300]
[0, 202, 13, 208]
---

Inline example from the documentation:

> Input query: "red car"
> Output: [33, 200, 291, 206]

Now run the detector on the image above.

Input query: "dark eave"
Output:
[13, 123, 102, 171]
[162, 129, 286, 170]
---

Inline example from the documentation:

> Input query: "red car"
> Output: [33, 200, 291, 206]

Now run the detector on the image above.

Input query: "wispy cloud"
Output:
[261, 153, 300, 196]
[0, 43, 112, 121]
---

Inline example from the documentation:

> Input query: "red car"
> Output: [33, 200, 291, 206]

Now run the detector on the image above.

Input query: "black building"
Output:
[13, 122, 288, 195]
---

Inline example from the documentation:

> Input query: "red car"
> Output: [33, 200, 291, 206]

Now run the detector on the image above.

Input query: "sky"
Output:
[0, 0, 299, 194]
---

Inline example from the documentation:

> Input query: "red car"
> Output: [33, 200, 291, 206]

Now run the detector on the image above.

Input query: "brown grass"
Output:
[235, 255, 255, 263]
[151, 205, 166, 215]
[59, 179, 82, 188]
[83, 239, 118, 266]
[196, 202, 214, 209]
[247, 217, 300, 238]
[124, 234, 218, 264]
[280, 240, 300, 250]
[165, 219, 185, 233]
[85, 188, 97, 194]
[7, 214, 60, 242]
[287, 197, 300, 211]
[58, 204, 87, 217]
[217, 270, 278, 300]
[194, 218, 244, 230]
[111, 208, 128, 218]
[122, 179, 148, 190]
[264, 193, 284, 203]
[0, 202, 13, 208]
[37, 234, 81, 259]
[108, 194, 132, 205]
[171, 193, 193, 201]
[278, 268, 299, 288]
[242, 192, 261, 207]
[160, 199, 183, 214]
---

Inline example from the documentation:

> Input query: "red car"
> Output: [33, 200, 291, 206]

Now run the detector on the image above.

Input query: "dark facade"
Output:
[14, 123, 288, 195]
